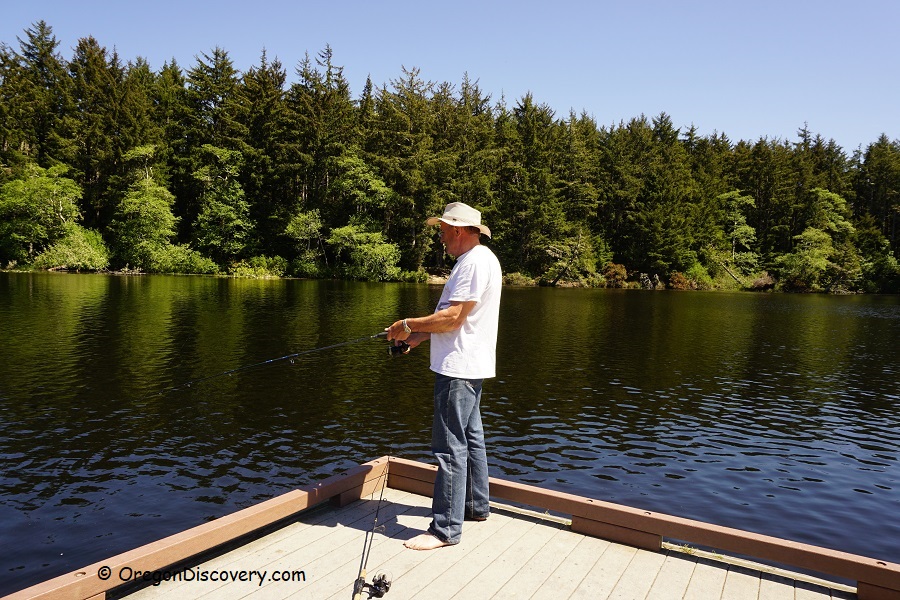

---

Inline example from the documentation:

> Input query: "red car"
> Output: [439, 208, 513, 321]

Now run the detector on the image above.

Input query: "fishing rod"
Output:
[353, 456, 392, 600]
[147, 331, 410, 398]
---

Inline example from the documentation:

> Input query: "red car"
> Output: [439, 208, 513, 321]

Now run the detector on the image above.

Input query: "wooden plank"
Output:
[412, 515, 539, 600]
[388, 473, 435, 498]
[322, 493, 435, 600]
[571, 515, 662, 551]
[121, 481, 846, 600]
[644, 551, 698, 600]
[489, 528, 584, 599]
[759, 572, 802, 600]
[531, 535, 609, 598]
[683, 557, 728, 600]
[5, 457, 872, 600]
[721, 565, 763, 600]
[290, 489, 429, 599]
[250, 494, 417, 599]
[127, 485, 411, 600]
[255, 497, 412, 600]
[858, 581, 900, 600]
[452, 517, 562, 600]
[128, 497, 379, 598]
[383, 511, 511, 599]
[129, 493, 386, 599]
[569, 541, 637, 599]
[604, 547, 667, 600]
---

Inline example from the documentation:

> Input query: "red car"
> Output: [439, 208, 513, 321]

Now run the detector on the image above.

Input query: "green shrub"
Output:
[32, 224, 109, 271]
[503, 272, 536, 286]
[327, 224, 402, 281]
[399, 269, 428, 283]
[685, 263, 713, 290]
[229, 255, 288, 278]
[347, 242, 401, 281]
[289, 250, 324, 278]
[150, 244, 220, 274]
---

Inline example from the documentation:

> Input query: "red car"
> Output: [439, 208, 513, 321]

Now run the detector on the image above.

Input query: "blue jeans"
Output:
[428, 373, 491, 544]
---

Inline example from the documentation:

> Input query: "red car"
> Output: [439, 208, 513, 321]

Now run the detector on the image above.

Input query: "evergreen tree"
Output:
[109, 145, 179, 270]
[287, 46, 357, 227]
[855, 135, 900, 255]
[558, 110, 601, 224]
[0, 42, 28, 171]
[174, 48, 246, 235]
[366, 67, 435, 270]
[238, 50, 293, 256]
[732, 137, 795, 266]
[491, 93, 565, 275]
[60, 36, 120, 228]
[453, 74, 496, 208]
[152, 59, 190, 237]
[191, 144, 252, 266]
[717, 191, 758, 273]
[4, 21, 70, 167]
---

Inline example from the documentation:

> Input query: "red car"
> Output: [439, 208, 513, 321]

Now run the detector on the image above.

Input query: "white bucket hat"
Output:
[426, 202, 491, 238]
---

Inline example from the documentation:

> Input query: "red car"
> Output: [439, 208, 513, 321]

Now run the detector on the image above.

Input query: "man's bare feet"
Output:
[404, 532, 451, 550]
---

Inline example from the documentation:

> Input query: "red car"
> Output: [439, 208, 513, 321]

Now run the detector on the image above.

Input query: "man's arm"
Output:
[386, 300, 476, 342]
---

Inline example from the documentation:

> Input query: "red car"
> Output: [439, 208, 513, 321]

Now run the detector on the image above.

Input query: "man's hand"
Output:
[403, 332, 429, 349]
[386, 320, 410, 341]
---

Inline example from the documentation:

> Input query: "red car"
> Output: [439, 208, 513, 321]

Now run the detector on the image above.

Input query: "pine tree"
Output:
[6, 21, 71, 166]
[366, 67, 435, 270]
[855, 135, 900, 255]
[60, 36, 121, 228]
[238, 50, 293, 256]
[287, 46, 357, 228]
[174, 48, 247, 235]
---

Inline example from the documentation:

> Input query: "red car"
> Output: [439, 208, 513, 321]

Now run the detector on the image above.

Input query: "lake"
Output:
[0, 272, 898, 594]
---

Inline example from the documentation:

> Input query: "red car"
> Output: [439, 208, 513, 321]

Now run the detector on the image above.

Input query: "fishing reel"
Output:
[369, 572, 392, 597]
[387, 342, 410, 357]
[354, 571, 392, 599]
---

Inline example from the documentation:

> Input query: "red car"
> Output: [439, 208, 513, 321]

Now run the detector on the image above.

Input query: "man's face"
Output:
[439, 222, 461, 257]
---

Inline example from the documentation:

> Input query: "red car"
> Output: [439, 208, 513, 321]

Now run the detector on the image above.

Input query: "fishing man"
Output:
[385, 202, 502, 551]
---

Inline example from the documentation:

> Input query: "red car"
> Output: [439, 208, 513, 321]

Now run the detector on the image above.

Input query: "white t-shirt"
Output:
[430, 244, 502, 379]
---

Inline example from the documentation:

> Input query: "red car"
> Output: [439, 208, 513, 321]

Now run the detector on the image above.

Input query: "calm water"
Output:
[0, 272, 898, 594]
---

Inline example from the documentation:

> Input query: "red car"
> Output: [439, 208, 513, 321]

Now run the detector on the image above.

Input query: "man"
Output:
[386, 202, 502, 551]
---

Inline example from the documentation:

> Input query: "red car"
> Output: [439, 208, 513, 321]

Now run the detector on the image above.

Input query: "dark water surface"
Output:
[1, 272, 898, 594]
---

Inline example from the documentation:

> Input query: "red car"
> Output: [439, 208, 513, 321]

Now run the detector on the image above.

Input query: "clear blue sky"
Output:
[3, 0, 897, 153]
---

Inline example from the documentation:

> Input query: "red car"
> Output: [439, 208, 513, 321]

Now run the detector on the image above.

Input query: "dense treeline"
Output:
[1, 22, 898, 292]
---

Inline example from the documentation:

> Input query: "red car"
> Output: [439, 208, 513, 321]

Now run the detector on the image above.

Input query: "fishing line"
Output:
[147, 331, 407, 398]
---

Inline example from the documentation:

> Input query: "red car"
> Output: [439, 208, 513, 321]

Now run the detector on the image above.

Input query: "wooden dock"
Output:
[6, 457, 899, 600]
[124, 486, 853, 600]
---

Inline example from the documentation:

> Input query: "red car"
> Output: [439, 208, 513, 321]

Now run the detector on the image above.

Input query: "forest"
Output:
[1, 21, 898, 292]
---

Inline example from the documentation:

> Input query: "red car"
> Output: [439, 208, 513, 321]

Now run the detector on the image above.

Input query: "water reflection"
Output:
[0, 274, 897, 594]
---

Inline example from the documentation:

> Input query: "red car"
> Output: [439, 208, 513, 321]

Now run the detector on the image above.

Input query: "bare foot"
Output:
[404, 532, 450, 550]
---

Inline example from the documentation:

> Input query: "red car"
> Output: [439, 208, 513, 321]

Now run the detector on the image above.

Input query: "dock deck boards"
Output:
[125, 486, 855, 600]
